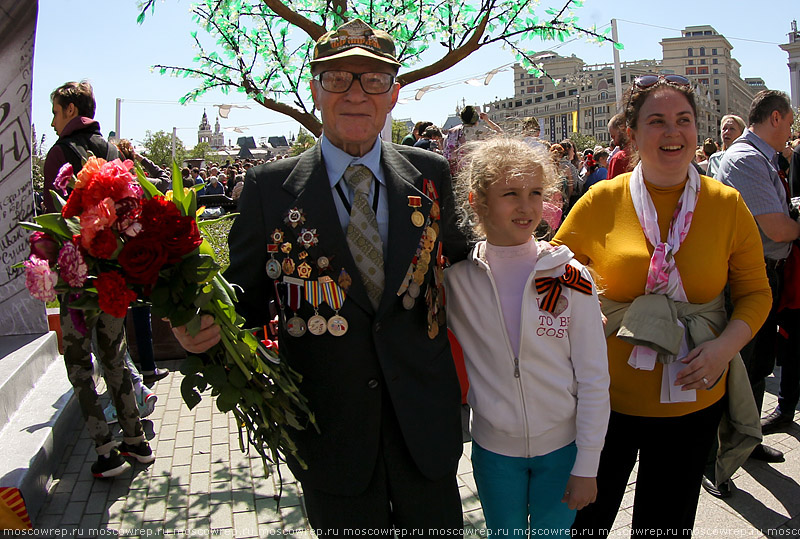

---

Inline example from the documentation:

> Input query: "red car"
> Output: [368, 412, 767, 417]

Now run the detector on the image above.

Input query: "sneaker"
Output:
[103, 402, 118, 425]
[119, 440, 156, 464]
[761, 408, 795, 435]
[142, 367, 170, 386]
[91, 449, 130, 478]
[137, 387, 158, 419]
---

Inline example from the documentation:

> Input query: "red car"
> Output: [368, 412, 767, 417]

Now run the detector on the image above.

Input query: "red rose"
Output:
[94, 271, 137, 318]
[140, 196, 182, 237]
[29, 231, 59, 265]
[119, 236, 168, 286]
[88, 228, 119, 259]
[162, 216, 203, 263]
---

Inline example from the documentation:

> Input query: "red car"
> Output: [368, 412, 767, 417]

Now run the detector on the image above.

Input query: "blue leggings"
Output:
[472, 441, 577, 536]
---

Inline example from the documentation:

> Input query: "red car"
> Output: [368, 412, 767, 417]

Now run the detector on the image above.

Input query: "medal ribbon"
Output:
[534, 265, 592, 315]
[423, 178, 439, 202]
[321, 280, 345, 312]
[304, 280, 322, 311]
[287, 283, 302, 312]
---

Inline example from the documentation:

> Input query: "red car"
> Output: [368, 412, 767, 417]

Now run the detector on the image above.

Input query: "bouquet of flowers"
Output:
[20, 156, 316, 474]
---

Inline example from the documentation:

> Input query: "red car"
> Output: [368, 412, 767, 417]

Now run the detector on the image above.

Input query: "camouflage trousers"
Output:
[60, 304, 144, 455]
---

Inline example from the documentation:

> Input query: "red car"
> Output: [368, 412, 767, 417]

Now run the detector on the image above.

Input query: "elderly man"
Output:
[718, 90, 797, 464]
[173, 19, 468, 534]
[706, 114, 746, 178]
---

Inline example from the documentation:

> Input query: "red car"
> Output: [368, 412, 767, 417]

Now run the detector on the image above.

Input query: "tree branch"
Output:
[396, 9, 490, 87]
[261, 0, 327, 41]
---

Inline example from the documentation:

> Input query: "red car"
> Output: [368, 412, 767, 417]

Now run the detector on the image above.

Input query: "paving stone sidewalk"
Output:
[33, 361, 800, 538]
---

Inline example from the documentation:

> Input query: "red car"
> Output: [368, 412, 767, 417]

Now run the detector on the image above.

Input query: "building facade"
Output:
[485, 25, 758, 147]
[780, 20, 800, 110]
[198, 109, 225, 149]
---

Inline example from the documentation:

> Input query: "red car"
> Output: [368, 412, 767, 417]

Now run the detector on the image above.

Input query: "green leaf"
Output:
[204, 364, 228, 388]
[135, 164, 160, 199]
[180, 355, 205, 376]
[216, 383, 241, 413]
[228, 366, 248, 389]
[34, 214, 73, 239]
[181, 374, 202, 410]
[181, 254, 220, 284]
[614, 42, 625, 50]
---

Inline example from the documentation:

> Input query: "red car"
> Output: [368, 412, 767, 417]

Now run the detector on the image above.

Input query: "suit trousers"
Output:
[572, 401, 723, 538]
[776, 308, 800, 414]
[302, 390, 463, 536]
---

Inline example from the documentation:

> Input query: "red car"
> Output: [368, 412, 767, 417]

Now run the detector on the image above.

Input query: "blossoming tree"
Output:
[136, 0, 620, 136]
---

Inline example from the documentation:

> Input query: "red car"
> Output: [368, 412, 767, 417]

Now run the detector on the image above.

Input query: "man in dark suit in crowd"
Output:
[173, 19, 468, 534]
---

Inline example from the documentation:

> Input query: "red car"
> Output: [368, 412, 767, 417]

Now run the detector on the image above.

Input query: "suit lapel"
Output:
[378, 143, 430, 318]
[280, 144, 374, 314]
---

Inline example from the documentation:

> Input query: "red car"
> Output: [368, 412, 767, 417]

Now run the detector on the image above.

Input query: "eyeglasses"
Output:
[315, 71, 395, 94]
[633, 74, 691, 89]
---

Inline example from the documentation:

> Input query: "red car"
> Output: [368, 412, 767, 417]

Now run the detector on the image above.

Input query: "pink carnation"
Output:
[79, 197, 117, 250]
[58, 242, 88, 287]
[24, 257, 58, 302]
[54, 162, 73, 196]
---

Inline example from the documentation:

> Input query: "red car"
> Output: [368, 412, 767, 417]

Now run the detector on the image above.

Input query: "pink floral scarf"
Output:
[628, 162, 701, 402]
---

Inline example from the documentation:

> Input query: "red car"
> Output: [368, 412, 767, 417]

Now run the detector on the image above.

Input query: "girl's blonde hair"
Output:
[453, 137, 560, 239]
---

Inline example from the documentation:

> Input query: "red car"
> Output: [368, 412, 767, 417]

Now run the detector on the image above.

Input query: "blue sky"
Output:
[32, 0, 798, 151]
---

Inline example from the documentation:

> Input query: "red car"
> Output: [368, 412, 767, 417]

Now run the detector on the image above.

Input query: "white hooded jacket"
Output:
[445, 241, 610, 477]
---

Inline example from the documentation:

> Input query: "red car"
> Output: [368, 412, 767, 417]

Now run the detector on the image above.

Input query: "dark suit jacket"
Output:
[225, 141, 469, 495]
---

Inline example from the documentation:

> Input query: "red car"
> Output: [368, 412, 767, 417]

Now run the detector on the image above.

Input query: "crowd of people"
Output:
[33, 17, 800, 538]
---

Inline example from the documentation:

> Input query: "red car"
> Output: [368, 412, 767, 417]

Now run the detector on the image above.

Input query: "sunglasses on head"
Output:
[627, 74, 691, 111]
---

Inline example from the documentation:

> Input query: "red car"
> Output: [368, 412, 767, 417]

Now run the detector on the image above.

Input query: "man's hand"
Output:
[562, 475, 597, 511]
[171, 314, 221, 353]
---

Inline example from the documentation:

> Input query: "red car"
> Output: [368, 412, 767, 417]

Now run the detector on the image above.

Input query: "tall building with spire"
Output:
[197, 109, 225, 149]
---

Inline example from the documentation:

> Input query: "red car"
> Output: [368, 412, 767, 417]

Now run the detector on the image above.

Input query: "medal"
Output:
[321, 279, 348, 337]
[430, 201, 440, 220]
[427, 320, 439, 339]
[304, 280, 327, 335]
[317, 256, 330, 271]
[418, 250, 431, 266]
[307, 314, 327, 335]
[266, 244, 282, 279]
[402, 293, 415, 310]
[285, 207, 305, 228]
[298, 251, 308, 260]
[338, 268, 352, 291]
[299, 228, 319, 249]
[297, 261, 313, 279]
[424, 225, 437, 244]
[408, 196, 424, 227]
[280, 242, 292, 254]
[282, 257, 296, 276]
[327, 315, 348, 336]
[413, 267, 426, 285]
[266, 259, 282, 279]
[407, 281, 421, 299]
[271, 229, 284, 243]
[286, 316, 307, 337]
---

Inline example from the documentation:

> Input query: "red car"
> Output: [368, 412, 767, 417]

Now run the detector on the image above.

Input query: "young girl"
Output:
[445, 137, 610, 535]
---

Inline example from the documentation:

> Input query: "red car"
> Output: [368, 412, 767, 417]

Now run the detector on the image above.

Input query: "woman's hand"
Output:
[171, 314, 221, 353]
[675, 319, 752, 391]
[562, 475, 597, 511]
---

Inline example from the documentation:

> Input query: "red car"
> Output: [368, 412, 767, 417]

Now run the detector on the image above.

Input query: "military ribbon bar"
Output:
[534, 265, 593, 315]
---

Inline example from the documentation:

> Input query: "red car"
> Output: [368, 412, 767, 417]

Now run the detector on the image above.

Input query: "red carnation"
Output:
[94, 271, 137, 318]
[61, 188, 85, 219]
[88, 228, 119, 259]
[140, 196, 182, 237]
[119, 236, 168, 286]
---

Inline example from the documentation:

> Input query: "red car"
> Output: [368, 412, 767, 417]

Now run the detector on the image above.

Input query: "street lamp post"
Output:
[562, 71, 592, 136]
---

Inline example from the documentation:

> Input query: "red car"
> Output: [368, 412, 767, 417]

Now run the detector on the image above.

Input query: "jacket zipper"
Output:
[483, 265, 536, 458]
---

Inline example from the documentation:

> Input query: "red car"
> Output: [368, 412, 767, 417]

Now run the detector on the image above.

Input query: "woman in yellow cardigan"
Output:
[553, 76, 771, 536]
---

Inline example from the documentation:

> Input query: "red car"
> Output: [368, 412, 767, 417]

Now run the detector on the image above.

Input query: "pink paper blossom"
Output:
[58, 242, 88, 287]
[24, 256, 58, 302]
[53, 162, 73, 196]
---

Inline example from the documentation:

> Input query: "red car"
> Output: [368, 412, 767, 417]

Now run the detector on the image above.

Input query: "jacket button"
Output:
[367, 379, 379, 389]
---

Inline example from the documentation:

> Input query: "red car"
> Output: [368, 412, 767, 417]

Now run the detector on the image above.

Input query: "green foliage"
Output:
[143, 130, 186, 167]
[392, 120, 410, 144]
[138, 0, 619, 134]
[290, 128, 316, 156]
[189, 141, 212, 160]
[569, 132, 599, 153]
[31, 125, 46, 192]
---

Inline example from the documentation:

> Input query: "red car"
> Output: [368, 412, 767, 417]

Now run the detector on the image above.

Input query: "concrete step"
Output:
[0, 332, 80, 522]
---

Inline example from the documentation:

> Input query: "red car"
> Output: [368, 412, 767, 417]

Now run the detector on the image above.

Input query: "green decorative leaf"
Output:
[181, 374, 202, 410]
[614, 41, 625, 50]
[34, 214, 73, 239]
[180, 355, 205, 376]
[216, 383, 241, 412]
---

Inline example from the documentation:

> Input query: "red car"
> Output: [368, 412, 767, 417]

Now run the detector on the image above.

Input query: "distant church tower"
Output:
[781, 20, 800, 109]
[197, 109, 226, 149]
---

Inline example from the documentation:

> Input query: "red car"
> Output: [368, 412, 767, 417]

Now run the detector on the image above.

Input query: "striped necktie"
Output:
[344, 165, 384, 309]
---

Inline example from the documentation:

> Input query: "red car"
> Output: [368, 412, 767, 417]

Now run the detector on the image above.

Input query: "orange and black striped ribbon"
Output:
[534, 265, 593, 315]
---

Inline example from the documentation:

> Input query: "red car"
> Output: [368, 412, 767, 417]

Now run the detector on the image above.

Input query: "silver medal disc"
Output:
[307, 314, 328, 336]
[266, 259, 282, 279]
[285, 316, 307, 337]
[327, 315, 349, 336]
[402, 293, 416, 310]
[407, 281, 421, 299]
